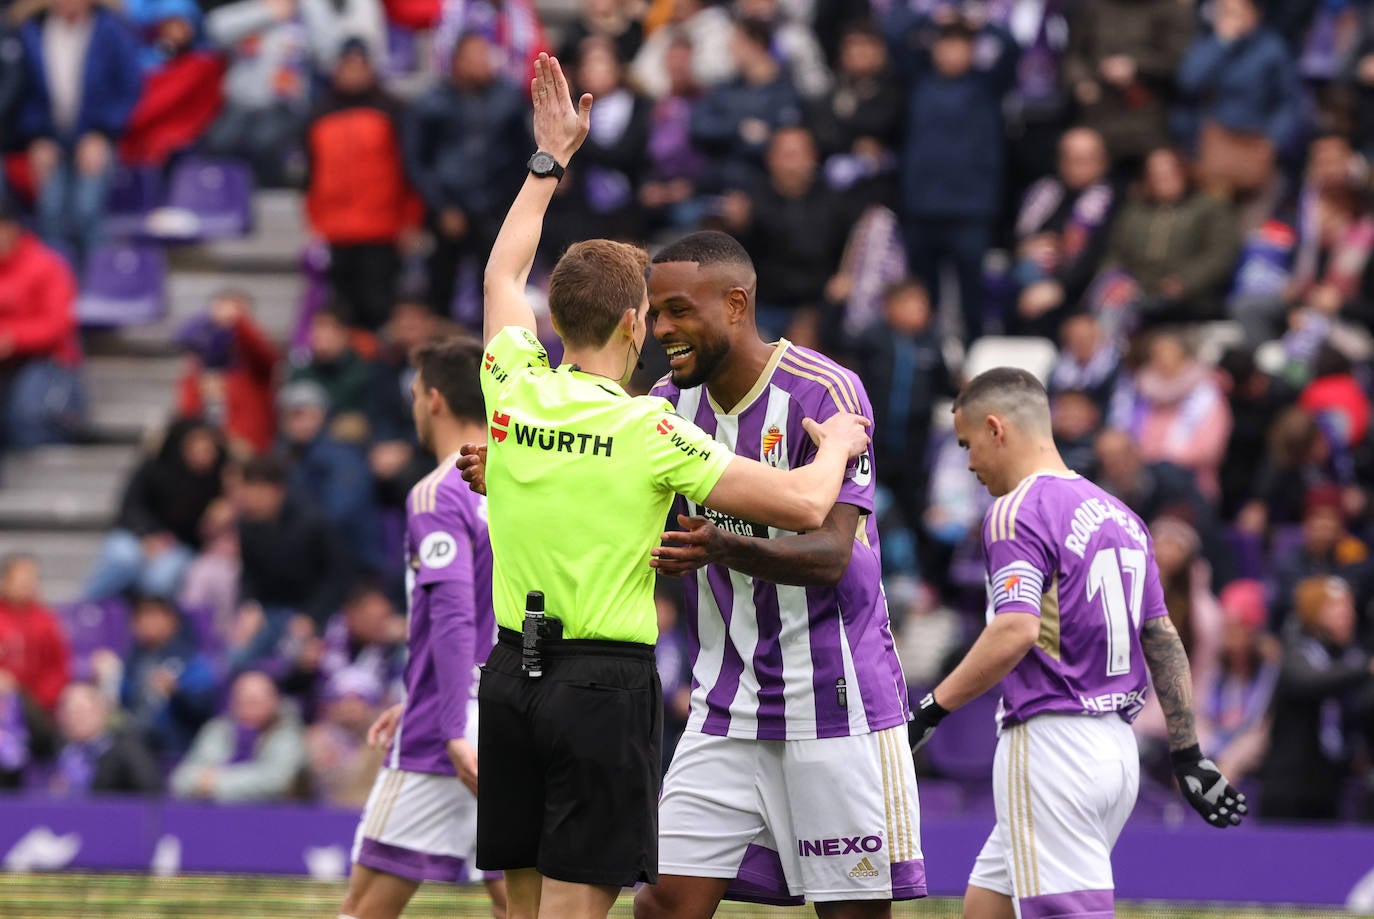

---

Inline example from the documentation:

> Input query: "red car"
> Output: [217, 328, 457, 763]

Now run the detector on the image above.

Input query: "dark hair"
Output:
[411, 335, 486, 423]
[734, 16, 773, 50]
[1141, 146, 1194, 200]
[132, 595, 179, 617]
[652, 230, 755, 270]
[1313, 343, 1353, 379]
[841, 19, 884, 44]
[549, 239, 649, 348]
[952, 367, 1049, 414]
[881, 277, 928, 304]
[240, 454, 289, 486]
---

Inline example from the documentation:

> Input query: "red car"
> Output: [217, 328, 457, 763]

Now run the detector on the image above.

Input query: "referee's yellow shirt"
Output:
[478, 326, 732, 644]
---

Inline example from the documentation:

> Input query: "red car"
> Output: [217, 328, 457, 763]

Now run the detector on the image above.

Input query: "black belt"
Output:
[497, 627, 654, 661]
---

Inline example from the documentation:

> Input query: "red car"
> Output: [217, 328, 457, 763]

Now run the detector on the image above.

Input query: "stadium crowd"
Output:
[0, 0, 1373, 827]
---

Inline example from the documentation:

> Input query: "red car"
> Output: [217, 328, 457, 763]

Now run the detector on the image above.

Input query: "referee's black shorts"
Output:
[476, 628, 663, 887]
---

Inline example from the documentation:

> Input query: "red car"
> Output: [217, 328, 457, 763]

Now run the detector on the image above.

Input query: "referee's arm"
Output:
[483, 55, 592, 346]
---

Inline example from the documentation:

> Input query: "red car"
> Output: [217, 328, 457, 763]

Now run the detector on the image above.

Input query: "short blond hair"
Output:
[548, 239, 649, 348]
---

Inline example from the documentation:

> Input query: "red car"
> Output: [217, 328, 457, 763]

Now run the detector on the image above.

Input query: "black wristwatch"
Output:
[527, 151, 565, 182]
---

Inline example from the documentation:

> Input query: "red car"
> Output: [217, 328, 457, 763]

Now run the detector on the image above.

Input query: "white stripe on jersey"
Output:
[836, 602, 869, 735]
[687, 567, 725, 734]
[391, 564, 415, 771]
[710, 414, 763, 732]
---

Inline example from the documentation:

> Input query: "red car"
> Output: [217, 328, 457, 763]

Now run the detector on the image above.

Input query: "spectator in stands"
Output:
[306, 38, 413, 331]
[851, 278, 951, 530]
[178, 497, 242, 644]
[1134, 517, 1223, 769]
[715, 125, 858, 344]
[402, 30, 529, 317]
[632, 0, 735, 100]
[1099, 147, 1241, 327]
[1050, 389, 1104, 478]
[303, 663, 387, 805]
[281, 585, 403, 713]
[120, 595, 219, 756]
[0, 667, 55, 789]
[892, 579, 962, 690]
[203, 0, 311, 187]
[558, 0, 644, 67]
[655, 579, 691, 771]
[233, 455, 349, 649]
[17, 0, 143, 265]
[887, 5, 1019, 344]
[807, 20, 900, 202]
[545, 35, 651, 251]
[122, 0, 202, 73]
[1298, 347, 1371, 477]
[1047, 312, 1120, 412]
[689, 16, 803, 193]
[1261, 576, 1374, 822]
[430, 0, 548, 87]
[1217, 347, 1295, 523]
[0, 554, 69, 714]
[1061, 0, 1192, 170]
[1109, 328, 1233, 500]
[174, 290, 279, 457]
[84, 420, 226, 602]
[0, 197, 83, 452]
[170, 669, 306, 802]
[1282, 184, 1374, 344]
[1204, 579, 1278, 787]
[287, 310, 374, 431]
[0, 25, 26, 203]
[1242, 407, 1342, 532]
[275, 381, 382, 572]
[1271, 485, 1373, 633]
[735, 0, 830, 99]
[639, 33, 706, 233]
[1344, 10, 1374, 158]
[1010, 128, 1117, 339]
[49, 681, 162, 796]
[1177, 0, 1300, 201]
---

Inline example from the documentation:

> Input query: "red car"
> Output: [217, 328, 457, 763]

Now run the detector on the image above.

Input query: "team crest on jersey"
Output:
[762, 425, 784, 467]
[490, 410, 510, 443]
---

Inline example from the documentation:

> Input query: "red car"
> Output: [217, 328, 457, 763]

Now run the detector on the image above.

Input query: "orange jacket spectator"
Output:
[0, 556, 70, 713]
[176, 294, 279, 456]
[305, 90, 417, 245]
[0, 228, 80, 368]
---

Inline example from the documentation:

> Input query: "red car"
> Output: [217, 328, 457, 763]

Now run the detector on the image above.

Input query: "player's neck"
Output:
[430, 419, 486, 464]
[1004, 442, 1072, 491]
[562, 341, 633, 387]
[705, 335, 776, 413]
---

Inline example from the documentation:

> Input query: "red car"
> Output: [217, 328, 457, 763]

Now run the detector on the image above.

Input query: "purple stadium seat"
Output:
[386, 24, 419, 75]
[154, 156, 254, 240]
[57, 598, 132, 679]
[1227, 526, 1266, 581]
[180, 603, 222, 659]
[1269, 524, 1306, 565]
[76, 244, 167, 326]
[924, 691, 1000, 781]
[103, 166, 163, 238]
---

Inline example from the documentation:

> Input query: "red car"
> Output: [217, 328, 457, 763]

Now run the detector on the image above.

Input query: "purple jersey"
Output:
[982, 471, 1169, 727]
[652, 341, 910, 740]
[392, 456, 496, 775]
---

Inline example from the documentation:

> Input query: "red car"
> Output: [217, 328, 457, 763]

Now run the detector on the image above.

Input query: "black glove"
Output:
[1171, 744, 1246, 827]
[908, 692, 950, 754]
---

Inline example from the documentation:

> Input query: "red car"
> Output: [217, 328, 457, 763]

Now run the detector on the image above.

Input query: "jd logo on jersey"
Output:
[419, 532, 457, 569]
[490, 410, 511, 443]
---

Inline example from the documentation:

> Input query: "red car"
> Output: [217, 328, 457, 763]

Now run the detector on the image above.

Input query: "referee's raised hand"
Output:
[531, 52, 592, 166]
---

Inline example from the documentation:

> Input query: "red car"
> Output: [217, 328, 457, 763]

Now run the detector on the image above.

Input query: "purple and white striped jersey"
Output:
[652, 341, 910, 741]
[982, 471, 1170, 728]
[391, 455, 497, 775]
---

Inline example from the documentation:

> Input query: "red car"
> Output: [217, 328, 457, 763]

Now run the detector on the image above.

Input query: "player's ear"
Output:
[725, 286, 749, 324]
[986, 413, 1005, 443]
[426, 386, 444, 417]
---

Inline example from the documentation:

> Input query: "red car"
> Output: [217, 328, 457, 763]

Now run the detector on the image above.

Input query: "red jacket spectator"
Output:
[0, 556, 70, 712]
[305, 90, 416, 245]
[176, 293, 279, 456]
[0, 229, 80, 367]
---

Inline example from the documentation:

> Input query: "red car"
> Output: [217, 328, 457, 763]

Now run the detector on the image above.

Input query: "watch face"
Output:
[530, 152, 556, 174]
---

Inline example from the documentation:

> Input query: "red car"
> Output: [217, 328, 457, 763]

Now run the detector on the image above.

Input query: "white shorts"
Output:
[657, 726, 925, 904]
[968, 713, 1139, 919]
[351, 767, 479, 883]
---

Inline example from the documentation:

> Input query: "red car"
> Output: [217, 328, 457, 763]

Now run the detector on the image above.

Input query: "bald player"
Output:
[907, 368, 1245, 919]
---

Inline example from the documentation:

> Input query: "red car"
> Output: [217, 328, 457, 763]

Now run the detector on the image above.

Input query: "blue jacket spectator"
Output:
[689, 17, 803, 193]
[1176, 0, 1300, 148]
[0, 27, 25, 176]
[402, 31, 529, 315]
[17, 4, 143, 145]
[120, 596, 219, 756]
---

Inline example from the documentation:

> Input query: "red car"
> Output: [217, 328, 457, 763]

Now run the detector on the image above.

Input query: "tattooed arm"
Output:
[1141, 616, 1198, 752]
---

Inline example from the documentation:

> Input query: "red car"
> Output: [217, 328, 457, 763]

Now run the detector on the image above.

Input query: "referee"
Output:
[475, 53, 873, 919]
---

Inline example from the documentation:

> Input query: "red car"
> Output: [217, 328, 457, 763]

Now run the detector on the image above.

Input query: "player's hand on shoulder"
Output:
[457, 443, 488, 496]
[650, 514, 725, 576]
[803, 413, 871, 459]
[367, 703, 405, 750]
[1172, 744, 1247, 828]
[448, 738, 479, 795]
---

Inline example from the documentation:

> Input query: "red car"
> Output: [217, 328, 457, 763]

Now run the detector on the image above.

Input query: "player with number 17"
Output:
[907, 368, 1245, 919]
